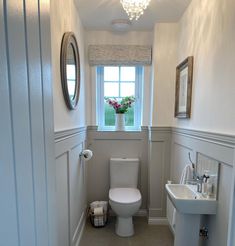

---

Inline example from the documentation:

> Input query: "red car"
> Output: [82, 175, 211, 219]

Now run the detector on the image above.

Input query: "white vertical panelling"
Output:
[0, 0, 54, 246]
[39, 0, 57, 245]
[0, 1, 19, 245]
[5, 0, 36, 244]
[38, 0, 58, 246]
[24, 0, 49, 245]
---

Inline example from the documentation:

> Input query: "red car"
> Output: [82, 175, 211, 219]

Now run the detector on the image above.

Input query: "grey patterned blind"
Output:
[88, 45, 152, 66]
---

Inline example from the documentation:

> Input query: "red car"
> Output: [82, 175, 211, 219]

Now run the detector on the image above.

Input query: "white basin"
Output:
[165, 184, 217, 214]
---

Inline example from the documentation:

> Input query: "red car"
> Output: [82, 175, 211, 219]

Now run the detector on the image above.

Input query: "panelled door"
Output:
[0, 1, 56, 246]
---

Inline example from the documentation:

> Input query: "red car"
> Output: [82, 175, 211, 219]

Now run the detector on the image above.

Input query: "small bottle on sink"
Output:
[202, 171, 210, 196]
[206, 178, 213, 198]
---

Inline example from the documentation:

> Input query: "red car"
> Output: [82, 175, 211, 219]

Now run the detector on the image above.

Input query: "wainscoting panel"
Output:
[55, 128, 87, 246]
[56, 153, 70, 246]
[148, 127, 172, 219]
[228, 151, 235, 246]
[170, 142, 193, 183]
[87, 126, 149, 210]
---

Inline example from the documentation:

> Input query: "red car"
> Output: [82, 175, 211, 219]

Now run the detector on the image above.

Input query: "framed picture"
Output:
[174, 56, 193, 118]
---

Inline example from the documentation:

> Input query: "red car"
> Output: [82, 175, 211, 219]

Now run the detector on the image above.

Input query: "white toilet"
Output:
[109, 158, 142, 237]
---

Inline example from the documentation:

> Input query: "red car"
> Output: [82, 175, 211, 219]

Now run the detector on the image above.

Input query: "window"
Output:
[97, 66, 143, 130]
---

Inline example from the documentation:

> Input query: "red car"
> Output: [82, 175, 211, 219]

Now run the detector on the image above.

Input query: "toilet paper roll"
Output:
[93, 207, 103, 216]
[80, 149, 93, 161]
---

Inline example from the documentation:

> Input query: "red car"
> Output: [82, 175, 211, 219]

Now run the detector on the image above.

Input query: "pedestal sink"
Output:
[165, 184, 217, 246]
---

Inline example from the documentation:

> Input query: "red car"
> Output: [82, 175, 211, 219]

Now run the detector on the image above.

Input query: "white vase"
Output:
[115, 113, 125, 131]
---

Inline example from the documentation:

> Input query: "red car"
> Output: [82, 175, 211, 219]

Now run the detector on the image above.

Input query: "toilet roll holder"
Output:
[79, 149, 93, 161]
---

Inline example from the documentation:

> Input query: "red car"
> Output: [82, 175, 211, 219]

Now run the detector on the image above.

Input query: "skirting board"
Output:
[148, 217, 168, 225]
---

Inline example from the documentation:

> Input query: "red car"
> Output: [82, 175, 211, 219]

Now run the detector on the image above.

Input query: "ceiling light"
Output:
[120, 0, 151, 20]
[111, 19, 131, 32]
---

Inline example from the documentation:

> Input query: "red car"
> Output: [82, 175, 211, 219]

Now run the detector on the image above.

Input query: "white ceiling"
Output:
[76, 0, 192, 31]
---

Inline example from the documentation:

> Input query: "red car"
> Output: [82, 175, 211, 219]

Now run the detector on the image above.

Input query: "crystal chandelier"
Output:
[120, 0, 151, 20]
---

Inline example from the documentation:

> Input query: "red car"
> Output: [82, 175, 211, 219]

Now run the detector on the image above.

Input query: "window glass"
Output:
[120, 67, 135, 81]
[120, 83, 135, 97]
[104, 82, 119, 97]
[104, 102, 134, 127]
[66, 64, 76, 99]
[66, 64, 76, 80]
[125, 105, 134, 126]
[104, 66, 119, 81]
[104, 103, 115, 126]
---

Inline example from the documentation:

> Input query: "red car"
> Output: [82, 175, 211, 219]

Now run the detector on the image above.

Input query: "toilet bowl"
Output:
[108, 158, 142, 237]
[109, 188, 141, 237]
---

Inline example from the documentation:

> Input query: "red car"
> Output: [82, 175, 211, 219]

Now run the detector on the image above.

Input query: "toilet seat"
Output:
[109, 188, 141, 204]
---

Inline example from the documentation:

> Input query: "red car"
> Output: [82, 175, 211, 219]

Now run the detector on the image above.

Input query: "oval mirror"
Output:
[60, 32, 80, 110]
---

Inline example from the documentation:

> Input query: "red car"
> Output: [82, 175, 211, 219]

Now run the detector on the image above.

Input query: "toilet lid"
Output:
[109, 188, 141, 204]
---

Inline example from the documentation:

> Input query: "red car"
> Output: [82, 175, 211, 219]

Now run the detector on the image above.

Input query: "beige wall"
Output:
[51, 0, 86, 131]
[172, 0, 235, 134]
[151, 23, 179, 127]
[85, 30, 153, 45]
[151, 0, 235, 136]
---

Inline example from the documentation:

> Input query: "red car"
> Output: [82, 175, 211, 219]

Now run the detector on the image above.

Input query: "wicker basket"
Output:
[89, 207, 109, 228]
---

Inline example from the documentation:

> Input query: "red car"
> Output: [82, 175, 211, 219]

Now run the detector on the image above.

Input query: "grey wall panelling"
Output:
[87, 126, 149, 213]
[170, 128, 235, 246]
[55, 127, 87, 246]
[228, 151, 235, 246]
[148, 127, 172, 221]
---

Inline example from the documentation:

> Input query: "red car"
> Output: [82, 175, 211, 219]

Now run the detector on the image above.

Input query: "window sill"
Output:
[97, 127, 142, 132]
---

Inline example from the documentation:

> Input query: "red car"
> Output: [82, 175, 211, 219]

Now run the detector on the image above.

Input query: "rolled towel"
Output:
[172, 164, 193, 229]
[94, 207, 104, 216]
[180, 164, 193, 184]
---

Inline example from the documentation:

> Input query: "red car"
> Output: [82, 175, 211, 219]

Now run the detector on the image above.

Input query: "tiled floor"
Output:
[80, 217, 174, 246]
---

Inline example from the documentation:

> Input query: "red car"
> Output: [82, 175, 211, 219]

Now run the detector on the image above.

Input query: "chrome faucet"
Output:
[186, 175, 204, 193]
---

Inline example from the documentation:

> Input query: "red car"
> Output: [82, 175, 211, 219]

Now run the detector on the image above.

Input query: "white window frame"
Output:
[96, 65, 143, 130]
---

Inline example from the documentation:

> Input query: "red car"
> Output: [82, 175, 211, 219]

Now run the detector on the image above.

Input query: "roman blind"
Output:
[88, 45, 152, 66]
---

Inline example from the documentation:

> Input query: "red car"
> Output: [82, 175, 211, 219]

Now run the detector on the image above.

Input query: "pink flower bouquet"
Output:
[105, 96, 135, 114]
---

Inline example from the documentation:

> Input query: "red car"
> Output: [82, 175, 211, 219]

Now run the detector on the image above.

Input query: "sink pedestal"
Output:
[174, 212, 201, 246]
